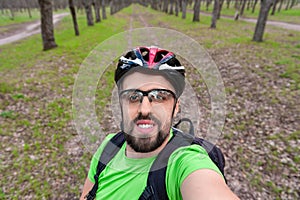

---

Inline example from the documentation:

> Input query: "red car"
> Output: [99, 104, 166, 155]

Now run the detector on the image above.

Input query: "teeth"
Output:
[138, 124, 153, 129]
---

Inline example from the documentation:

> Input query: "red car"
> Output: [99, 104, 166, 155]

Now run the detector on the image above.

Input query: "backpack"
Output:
[85, 127, 226, 200]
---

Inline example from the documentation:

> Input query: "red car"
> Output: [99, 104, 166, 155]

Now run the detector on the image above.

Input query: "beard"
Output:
[123, 113, 171, 153]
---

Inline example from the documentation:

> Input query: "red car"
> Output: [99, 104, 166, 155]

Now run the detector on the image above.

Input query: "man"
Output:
[80, 46, 240, 200]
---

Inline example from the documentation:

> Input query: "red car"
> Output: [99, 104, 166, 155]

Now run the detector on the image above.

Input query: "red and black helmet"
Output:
[115, 46, 185, 97]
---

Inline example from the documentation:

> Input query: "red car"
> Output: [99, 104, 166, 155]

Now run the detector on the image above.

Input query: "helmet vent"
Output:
[140, 48, 149, 61]
[154, 50, 168, 62]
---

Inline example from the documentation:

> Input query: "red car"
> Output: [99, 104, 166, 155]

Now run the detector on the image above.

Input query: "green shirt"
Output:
[88, 133, 222, 200]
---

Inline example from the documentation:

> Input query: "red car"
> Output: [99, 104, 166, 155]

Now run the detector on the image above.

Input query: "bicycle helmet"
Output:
[115, 46, 185, 97]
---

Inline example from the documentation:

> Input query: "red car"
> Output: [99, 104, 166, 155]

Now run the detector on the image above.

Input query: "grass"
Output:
[0, 9, 40, 26]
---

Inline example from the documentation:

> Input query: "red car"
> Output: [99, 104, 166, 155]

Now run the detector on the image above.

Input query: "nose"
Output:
[138, 96, 152, 115]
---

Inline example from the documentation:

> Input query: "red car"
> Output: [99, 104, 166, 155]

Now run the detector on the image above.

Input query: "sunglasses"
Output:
[119, 89, 177, 104]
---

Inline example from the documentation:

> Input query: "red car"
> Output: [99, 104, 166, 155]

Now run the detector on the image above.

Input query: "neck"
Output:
[125, 134, 170, 159]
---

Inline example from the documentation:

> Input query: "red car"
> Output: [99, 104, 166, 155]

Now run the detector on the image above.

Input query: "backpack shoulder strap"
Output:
[139, 129, 227, 200]
[85, 132, 125, 200]
[139, 129, 193, 200]
[192, 137, 227, 183]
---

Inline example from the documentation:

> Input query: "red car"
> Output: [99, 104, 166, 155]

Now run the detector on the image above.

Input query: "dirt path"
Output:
[0, 13, 69, 46]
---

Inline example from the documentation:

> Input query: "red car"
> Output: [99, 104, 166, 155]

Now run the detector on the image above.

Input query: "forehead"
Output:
[121, 72, 175, 91]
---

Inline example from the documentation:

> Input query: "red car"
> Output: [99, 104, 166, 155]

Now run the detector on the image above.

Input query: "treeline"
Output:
[1, 0, 298, 49]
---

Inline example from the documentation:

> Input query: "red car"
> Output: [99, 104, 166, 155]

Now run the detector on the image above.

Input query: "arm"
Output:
[181, 169, 240, 200]
[80, 178, 94, 200]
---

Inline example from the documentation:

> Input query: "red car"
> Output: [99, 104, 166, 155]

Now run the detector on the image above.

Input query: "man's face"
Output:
[119, 72, 179, 153]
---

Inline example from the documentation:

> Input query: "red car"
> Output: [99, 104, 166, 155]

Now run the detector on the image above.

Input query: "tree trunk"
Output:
[285, 0, 290, 10]
[252, 0, 258, 13]
[211, 0, 219, 28]
[69, 0, 79, 36]
[226, 0, 231, 9]
[83, 0, 94, 26]
[247, 0, 251, 10]
[38, 0, 58, 50]
[289, 0, 296, 9]
[277, 0, 283, 12]
[217, 0, 224, 19]
[193, 0, 201, 22]
[25, 0, 32, 18]
[234, 0, 240, 20]
[175, 0, 179, 16]
[206, 0, 211, 11]
[101, 0, 107, 19]
[271, 0, 278, 15]
[163, 0, 169, 13]
[253, 0, 274, 42]
[240, 0, 247, 16]
[182, 0, 187, 19]
[93, 0, 101, 22]
[169, 0, 174, 14]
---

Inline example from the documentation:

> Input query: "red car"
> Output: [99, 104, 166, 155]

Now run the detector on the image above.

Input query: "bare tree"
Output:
[169, 0, 174, 15]
[271, 0, 278, 15]
[193, 0, 201, 22]
[240, 0, 247, 16]
[277, 0, 283, 12]
[69, 0, 79, 36]
[217, 0, 224, 19]
[163, 0, 169, 13]
[253, 0, 275, 42]
[206, 0, 211, 11]
[252, 0, 258, 13]
[226, 0, 231, 9]
[83, 0, 94, 26]
[211, 0, 219, 28]
[38, 0, 57, 50]
[93, 0, 101, 22]
[182, 0, 187, 19]
[102, 0, 107, 19]
[234, 0, 240, 20]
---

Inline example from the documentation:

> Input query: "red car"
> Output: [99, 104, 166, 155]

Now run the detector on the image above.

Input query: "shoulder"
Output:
[165, 144, 224, 199]
[87, 133, 118, 183]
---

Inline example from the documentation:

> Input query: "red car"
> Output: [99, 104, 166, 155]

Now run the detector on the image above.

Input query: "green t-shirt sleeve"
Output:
[87, 134, 116, 183]
[166, 144, 223, 199]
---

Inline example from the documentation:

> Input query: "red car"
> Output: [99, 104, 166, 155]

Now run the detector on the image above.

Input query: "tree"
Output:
[102, 0, 107, 19]
[182, 0, 187, 19]
[193, 0, 201, 22]
[211, 0, 219, 28]
[83, 0, 94, 26]
[162, 0, 169, 13]
[277, 0, 283, 12]
[271, 0, 278, 15]
[253, 0, 275, 42]
[38, 0, 57, 50]
[240, 0, 247, 16]
[252, 0, 258, 13]
[69, 0, 79, 36]
[93, 0, 101, 22]
[217, 0, 224, 19]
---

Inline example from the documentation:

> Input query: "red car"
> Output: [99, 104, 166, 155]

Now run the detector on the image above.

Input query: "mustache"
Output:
[133, 113, 161, 125]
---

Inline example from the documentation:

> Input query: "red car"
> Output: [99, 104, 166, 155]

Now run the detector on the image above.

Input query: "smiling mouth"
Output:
[138, 124, 154, 129]
[135, 120, 156, 135]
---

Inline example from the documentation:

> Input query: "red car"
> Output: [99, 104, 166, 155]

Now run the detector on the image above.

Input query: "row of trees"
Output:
[36, 0, 131, 50]
[1, 0, 298, 49]
[135, 0, 298, 41]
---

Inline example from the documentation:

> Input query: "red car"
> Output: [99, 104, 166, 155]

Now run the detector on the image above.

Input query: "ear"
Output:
[173, 99, 180, 118]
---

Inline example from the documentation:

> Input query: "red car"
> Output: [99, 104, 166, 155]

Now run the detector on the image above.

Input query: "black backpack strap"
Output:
[85, 132, 125, 200]
[192, 137, 227, 183]
[139, 129, 193, 200]
[139, 128, 227, 200]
